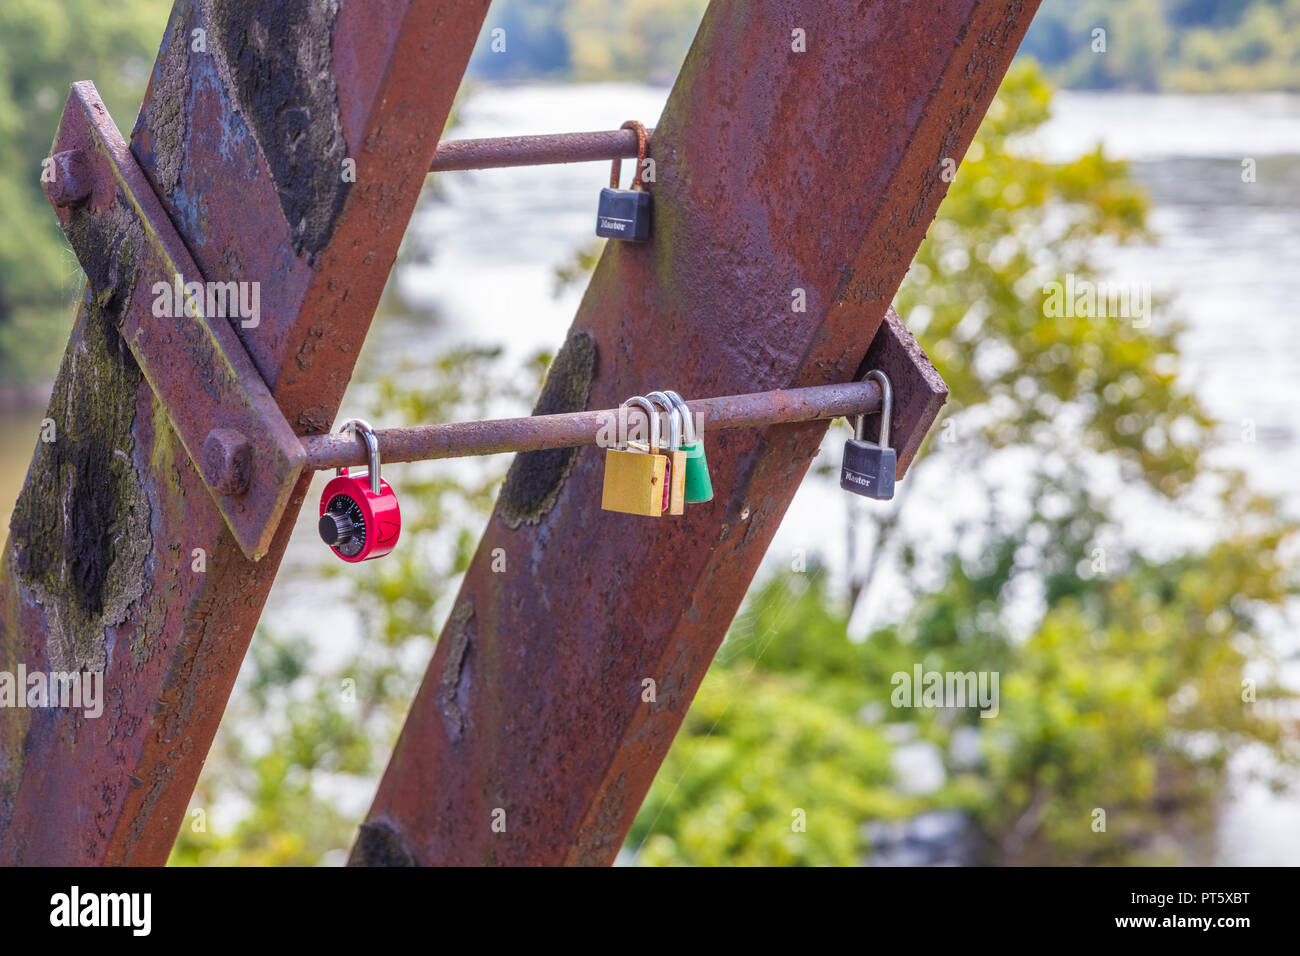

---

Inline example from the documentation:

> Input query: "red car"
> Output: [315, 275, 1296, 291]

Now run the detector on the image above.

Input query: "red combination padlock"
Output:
[318, 418, 401, 562]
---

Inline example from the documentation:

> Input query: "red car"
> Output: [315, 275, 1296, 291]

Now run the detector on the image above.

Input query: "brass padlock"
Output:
[601, 396, 669, 516]
[647, 391, 686, 515]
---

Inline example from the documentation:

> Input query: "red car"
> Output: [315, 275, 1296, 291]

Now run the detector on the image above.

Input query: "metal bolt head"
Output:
[43, 149, 93, 208]
[203, 429, 252, 496]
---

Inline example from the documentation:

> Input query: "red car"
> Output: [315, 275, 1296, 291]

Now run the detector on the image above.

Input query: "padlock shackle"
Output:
[609, 120, 649, 192]
[646, 391, 682, 449]
[662, 389, 698, 443]
[336, 417, 382, 496]
[622, 396, 662, 453]
[853, 370, 893, 448]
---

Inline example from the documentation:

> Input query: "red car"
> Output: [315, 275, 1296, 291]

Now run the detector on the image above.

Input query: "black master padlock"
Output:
[596, 120, 651, 241]
[841, 369, 896, 500]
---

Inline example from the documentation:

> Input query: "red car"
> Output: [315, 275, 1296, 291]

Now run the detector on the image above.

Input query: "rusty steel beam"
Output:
[354, 0, 1039, 867]
[430, 128, 654, 172]
[304, 381, 888, 469]
[43, 82, 306, 561]
[0, 0, 489, 865]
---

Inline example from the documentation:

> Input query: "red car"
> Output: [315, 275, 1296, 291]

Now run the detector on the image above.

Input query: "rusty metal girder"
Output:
[43, 81, 305, 561]
[353, 0, 1038, 867]
[0, 0, 489, 866]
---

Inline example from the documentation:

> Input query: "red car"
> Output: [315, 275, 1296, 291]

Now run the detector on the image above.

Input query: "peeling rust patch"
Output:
[296, 404, 333, 435]
[203, 0, 349, 259]
[498, 330, 596, 529]
[438, 598, 474, 741]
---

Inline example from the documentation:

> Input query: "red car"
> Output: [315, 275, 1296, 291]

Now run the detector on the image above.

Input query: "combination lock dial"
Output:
[319, 494, 367, 557]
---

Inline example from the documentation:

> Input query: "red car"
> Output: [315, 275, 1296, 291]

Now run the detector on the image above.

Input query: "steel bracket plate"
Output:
[862, 307, 948, 478]
[43, 81, 304, 560]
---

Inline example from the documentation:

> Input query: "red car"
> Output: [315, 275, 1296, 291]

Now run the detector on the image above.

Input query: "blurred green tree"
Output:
[1021, 0, 1300, 92]
[563, 0, 707, 84]
[467, 0, 707, 84]
[0, 0, 170, 383]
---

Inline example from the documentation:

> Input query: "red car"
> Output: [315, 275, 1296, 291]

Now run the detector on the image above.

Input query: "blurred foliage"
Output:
[0, 0, 170, 383]
[553, 238, 604, 295]
[470, 0, 706, 83]
[635, 475, 1295, 865]
[892, 62, 1205, 497]
[561, 0, 707, 83]
[470, 0, 1300, 91]
[468, 0, 572, 81]
[1022, 0, 1300, 91]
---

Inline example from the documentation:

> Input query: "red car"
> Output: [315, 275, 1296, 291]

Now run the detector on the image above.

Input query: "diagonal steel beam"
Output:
[0, 0, 488, 865]
[354, 0, 1041, 866]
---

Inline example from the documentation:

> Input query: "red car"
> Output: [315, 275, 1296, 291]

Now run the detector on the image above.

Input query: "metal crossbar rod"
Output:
[303, 381, 882, 469]
[429, 128, 654, 171]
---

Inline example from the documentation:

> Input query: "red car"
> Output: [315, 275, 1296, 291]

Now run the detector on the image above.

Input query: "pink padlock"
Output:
[318, 418, 401, 562]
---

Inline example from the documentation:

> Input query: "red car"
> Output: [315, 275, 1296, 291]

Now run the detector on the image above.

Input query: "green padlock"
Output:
[666, 389, 713, 503]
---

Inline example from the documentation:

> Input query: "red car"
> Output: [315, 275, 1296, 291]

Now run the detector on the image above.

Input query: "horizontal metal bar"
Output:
[304, 380, 882, 470]
[429, 128, 654, 171]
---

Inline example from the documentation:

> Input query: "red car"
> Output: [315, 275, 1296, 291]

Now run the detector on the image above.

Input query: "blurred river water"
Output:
[0, 83, 1296, 864]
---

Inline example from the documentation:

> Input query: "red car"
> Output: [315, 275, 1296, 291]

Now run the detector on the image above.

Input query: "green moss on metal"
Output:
[147, 399, 187, 497]
[0, 573, 27, 819]
[498, 330, 597, 529]
[7, 285, 152, 673]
